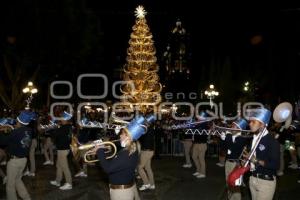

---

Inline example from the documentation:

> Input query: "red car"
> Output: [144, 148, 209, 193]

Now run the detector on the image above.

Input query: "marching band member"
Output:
[95, 115, 155, 200]
[138, 123, 155, 191]
[192, 112, 209, 178]
[288, 120, 300, 183]
[42, 115, 55, 165]
[43, 129, 55, 165]
[216, 118, 228, 167]
[50, 111, 73, 190]
[23, 118, 38, 177]
[0, 119, 9, 184]
[270, 122, 287, 176]
[28, 118, 38, 177]
[221, 118, 250, 200]
[97, 127, 140, 200]
[181, 119, 193, 168]
[73, 126, 89, 178]
[0, 111, 36, 200]
[243, 108, 280, 200]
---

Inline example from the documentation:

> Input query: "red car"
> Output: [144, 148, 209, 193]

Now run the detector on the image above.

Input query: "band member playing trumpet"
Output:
[243, 108, 280, 200]
[0, 111, 36, 200]
[220, 118, 251, 200]
[95, 115, 155, 200]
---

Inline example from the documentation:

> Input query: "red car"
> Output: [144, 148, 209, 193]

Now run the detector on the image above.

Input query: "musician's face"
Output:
[120, 131, 125, 140]
[249, 120, 264, 133]
[231, 124, 240, 134]
[120, 131, 130, 147]
[120, 131, 129, 141]
[232, 124, 238, 129]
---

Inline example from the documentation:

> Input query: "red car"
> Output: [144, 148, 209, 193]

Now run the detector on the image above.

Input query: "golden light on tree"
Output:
[121, 5, 162, 113]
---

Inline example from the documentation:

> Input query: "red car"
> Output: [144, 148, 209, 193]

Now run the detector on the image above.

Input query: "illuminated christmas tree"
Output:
[121, 5, 162, 113]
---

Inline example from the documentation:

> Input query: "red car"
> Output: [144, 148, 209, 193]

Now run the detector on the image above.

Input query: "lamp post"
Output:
[242, 81, 255, 101]
[204, 84, 219, 108]
[243, 81, 250, 92]
[22, 81, 38, 110]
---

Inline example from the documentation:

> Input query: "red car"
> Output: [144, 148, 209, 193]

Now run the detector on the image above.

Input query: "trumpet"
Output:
[0, 124, 14, 132]
[70, 137, 119, 163]
[0, 118, 15, 131]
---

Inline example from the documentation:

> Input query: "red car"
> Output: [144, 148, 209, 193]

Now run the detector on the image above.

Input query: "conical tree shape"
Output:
[121, 6, 162, 113]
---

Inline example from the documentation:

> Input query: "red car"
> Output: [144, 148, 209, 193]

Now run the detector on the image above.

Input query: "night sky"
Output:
[1, 1, 299, 107]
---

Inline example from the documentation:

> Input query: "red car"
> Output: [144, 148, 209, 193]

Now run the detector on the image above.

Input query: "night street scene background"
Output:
[1, 1, 300, 200]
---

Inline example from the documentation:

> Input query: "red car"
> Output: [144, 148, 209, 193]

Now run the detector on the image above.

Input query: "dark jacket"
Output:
[52, 124, 72, 150]
[140, 127, 155, 151]
[251, 133, 280, 176]
[0, 126, 32, 157]
[97, 148, 138, 185]
[225, 134, 250, 160]
[77, 128, 90, 144]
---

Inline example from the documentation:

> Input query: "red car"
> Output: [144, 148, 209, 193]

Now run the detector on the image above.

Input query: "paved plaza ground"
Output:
[1, 155, 300, 200]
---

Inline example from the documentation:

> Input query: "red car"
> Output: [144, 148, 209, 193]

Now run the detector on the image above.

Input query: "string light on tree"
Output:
[121, 5, 162, 113]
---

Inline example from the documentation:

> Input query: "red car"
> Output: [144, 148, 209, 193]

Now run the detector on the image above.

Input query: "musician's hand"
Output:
[242, 149, 250, 160]
[236, 162, 242, 168]
[241, 150, 249, 166]
[257, 160, 265, 166]
[242, 152, 264, 166]
[242, 150, 257, 164]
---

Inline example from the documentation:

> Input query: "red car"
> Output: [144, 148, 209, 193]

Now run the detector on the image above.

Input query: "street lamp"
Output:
[22, 81, 38, 110]
[204, 84, 219, 108]
[243, 81, 250, 92]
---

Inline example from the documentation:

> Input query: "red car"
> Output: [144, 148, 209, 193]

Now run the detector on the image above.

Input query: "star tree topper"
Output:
[135, 5, 147, 19]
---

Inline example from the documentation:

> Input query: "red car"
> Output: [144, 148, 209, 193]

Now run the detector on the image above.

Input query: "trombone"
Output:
[212, 123, 252, 137]
[227, 102, 293, 187]
[70, 136, 119, 163]
[0, 124, 14, 132]
[184, 123, 252, 138]
[0, 118, 15, 131]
